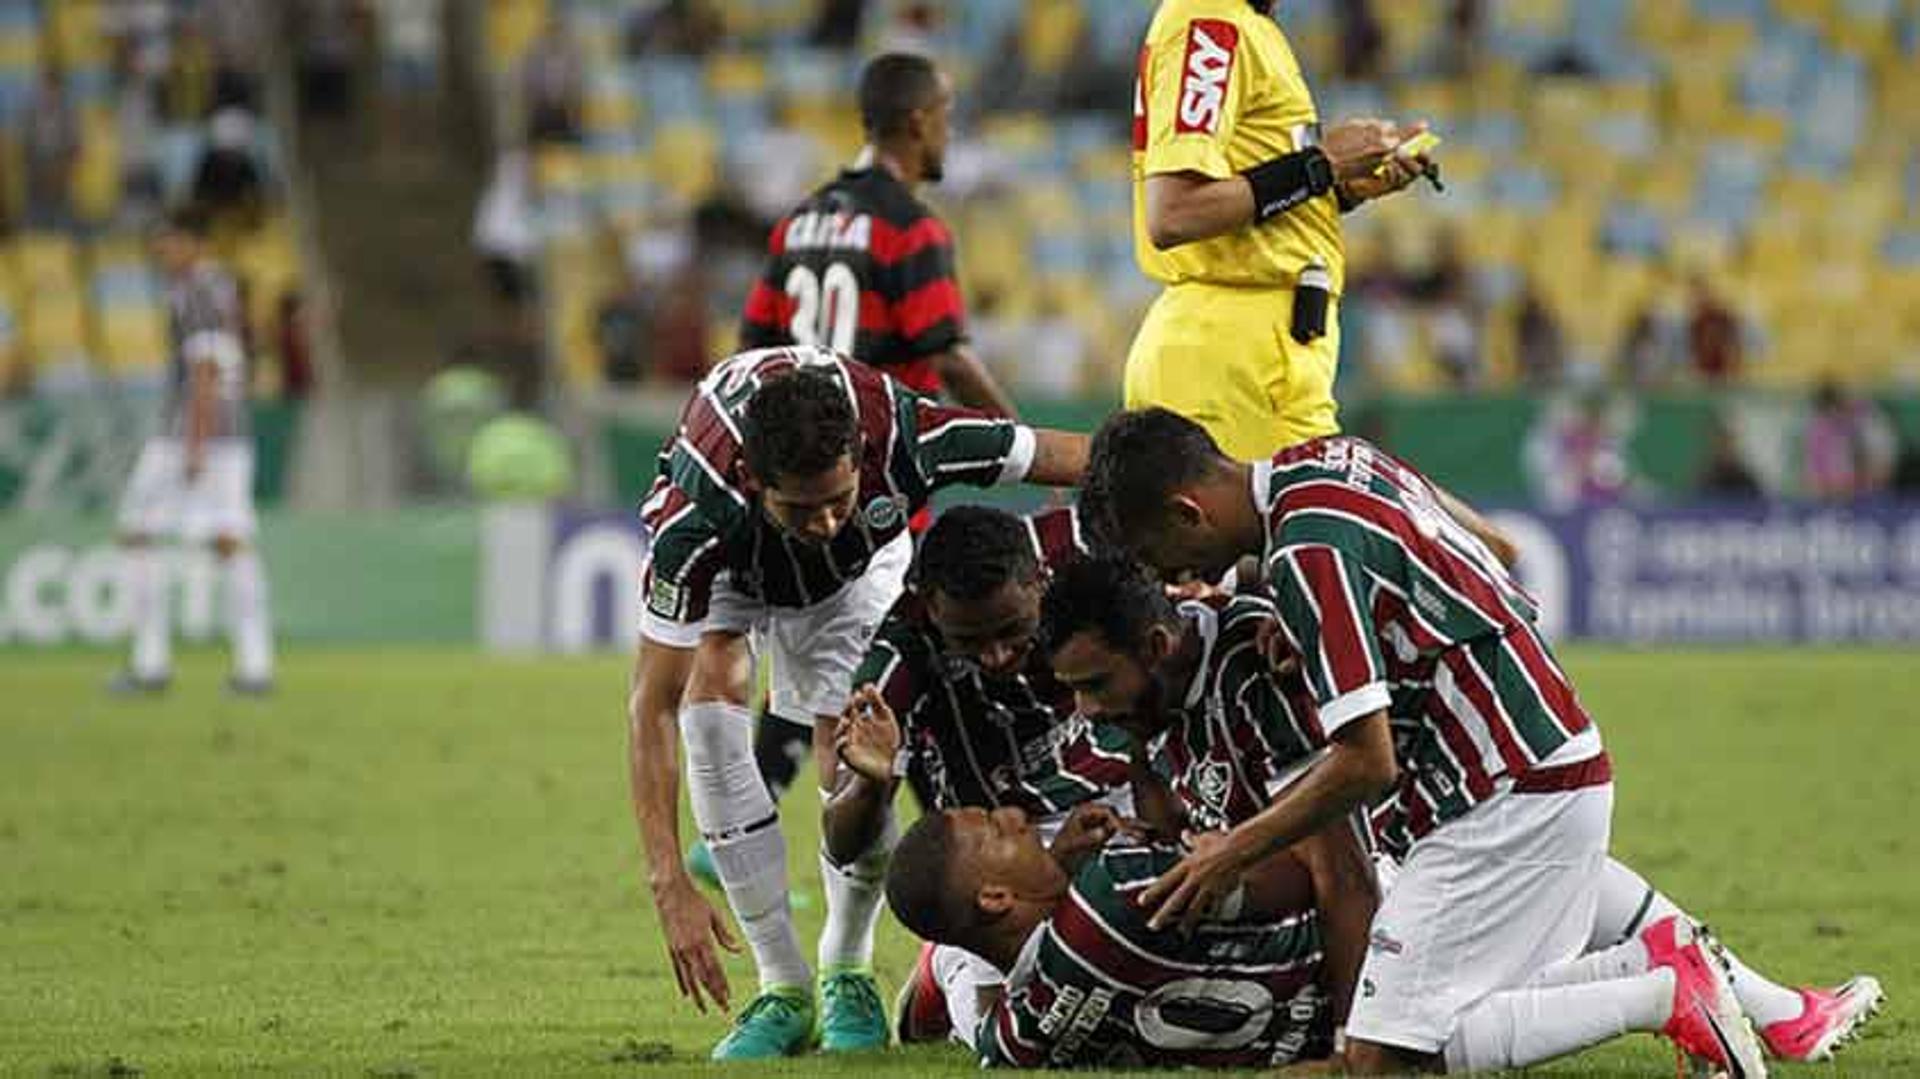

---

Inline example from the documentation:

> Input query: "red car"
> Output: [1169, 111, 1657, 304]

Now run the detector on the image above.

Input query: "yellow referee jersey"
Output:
[1131, 0, 1345, 291]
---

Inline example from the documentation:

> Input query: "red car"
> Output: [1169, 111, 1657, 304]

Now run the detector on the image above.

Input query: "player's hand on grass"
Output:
[1140, 829, 1255, 933]
[835, 685, 900, 784]
[652, 875, 741, 1014]
[1048, 803, 1146, 873]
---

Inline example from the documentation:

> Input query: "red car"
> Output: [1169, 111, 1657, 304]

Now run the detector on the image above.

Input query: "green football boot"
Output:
[710, 985, 814, 1061]
[683, 839, 721, 890]
[817, 968, 889, 1053]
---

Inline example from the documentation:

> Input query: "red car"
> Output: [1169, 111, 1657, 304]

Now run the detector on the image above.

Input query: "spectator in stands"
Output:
[810, 0, 868, 47]
[1620, 296, 1684, 387]
[1687, 274, 1744, 384]
[1337, 0, 1386, 81]
[1803, 379, 1896, 502]
[1515, 283, 1566, 388]
[875, 1, 942, 57]
[376, 0, 443, 99]
[1442, 0, 1484, 77]
[275, 292, 315, 401]
[593, 267, 649, 387]
[293, 0, 364, 119]
[1525, 393, 1632, 511]
[159, 20, 216, 122]
[626, 0, 725, 58]
[23, 68, 80, 229]
[191, 107, 268, 231]
[521, 12, 585, 144]
[202, 0, 267, 111]
[1413, 231, 1481, 388]
[472, 149, 537, 308]
[1697, 415, 1763, 499]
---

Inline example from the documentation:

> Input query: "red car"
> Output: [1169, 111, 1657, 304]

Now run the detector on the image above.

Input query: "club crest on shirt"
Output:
[863, 493, 908, 530]
[1196, 757, 1232, 814]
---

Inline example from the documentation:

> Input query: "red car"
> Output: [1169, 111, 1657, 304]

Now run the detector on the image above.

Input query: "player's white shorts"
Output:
[1345, 782, 1613, 1054]
[116, 437, 258, 542]
[640, 533, 912, 722]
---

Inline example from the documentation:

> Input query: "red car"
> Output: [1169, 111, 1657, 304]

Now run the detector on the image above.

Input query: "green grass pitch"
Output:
[0, 647, 1912, 1077]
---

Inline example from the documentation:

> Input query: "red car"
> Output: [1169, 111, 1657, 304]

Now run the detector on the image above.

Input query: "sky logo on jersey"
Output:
[1176, 19, 1239, 136]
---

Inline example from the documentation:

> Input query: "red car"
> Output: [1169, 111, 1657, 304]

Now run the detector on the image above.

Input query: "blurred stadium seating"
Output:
[482, 0, 1920, 397]
[0, 0, 303, 398]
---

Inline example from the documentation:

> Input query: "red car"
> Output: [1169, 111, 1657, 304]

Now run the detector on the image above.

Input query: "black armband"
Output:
[1241, 147, 1335, 223]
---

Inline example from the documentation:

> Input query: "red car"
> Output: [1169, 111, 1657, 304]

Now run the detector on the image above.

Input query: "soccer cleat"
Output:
[893, 942, 952, 1045]
[106, 670, 170, 696]
[1642, 917, 1768, 1079]
[226, 677, 275, 698]
[684, 839, 721, 890]
[818, 968, 889, 1053]
[1759, 976, 1885, 1062]
[709, 986, 814, 1061]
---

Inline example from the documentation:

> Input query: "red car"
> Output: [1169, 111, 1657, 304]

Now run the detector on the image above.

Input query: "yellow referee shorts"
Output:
[1123, 282, 1341, 461]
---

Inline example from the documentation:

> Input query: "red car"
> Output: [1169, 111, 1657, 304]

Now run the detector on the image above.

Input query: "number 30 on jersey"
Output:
[784, 263, 859, 354]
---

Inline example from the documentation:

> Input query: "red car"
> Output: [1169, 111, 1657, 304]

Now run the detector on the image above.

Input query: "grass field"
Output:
[0, 647, 1913, 1078]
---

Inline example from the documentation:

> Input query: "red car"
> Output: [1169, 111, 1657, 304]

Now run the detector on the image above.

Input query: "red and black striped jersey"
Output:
[856, 507, 1131, 815]
[739, 167, 966, 396]
[638, 346, 1031, 640]
[980, 841, 1329, 1069]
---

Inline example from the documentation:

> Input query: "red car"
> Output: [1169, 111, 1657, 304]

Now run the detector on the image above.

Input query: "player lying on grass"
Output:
[888, 801, 1349, 1069]
[1082, 412, 1889, 1067]
[627, 346, 1089, 1059]
[819, 505, 1137, 1045]
[1077, 411, 1773, 1076]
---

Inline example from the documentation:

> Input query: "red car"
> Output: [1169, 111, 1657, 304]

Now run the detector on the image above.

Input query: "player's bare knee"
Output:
[211, 534, 243, 559]
[683, 634, 749, 706]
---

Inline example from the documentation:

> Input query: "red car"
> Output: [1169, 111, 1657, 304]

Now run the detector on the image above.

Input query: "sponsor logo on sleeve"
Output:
[646, 575, 681, 618]
[1175, 19, 1239, 136]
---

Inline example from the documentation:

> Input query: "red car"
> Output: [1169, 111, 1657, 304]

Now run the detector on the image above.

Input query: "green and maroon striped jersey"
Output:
[1150, 594, 1327, 835]
[857, 507, 1130, 815]
[638, 346, 1030, 633]
[980, 841, 1329, 1069]
[1256, 436, 1602, 843]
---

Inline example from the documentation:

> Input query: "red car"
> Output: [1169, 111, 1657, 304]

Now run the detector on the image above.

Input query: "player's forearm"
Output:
[1024, 430, 1089, 487]
[629, 647, 694, 893]
[1225, 713, 1398, 871]
[1294, 820, 1379, 1029]
[186, 364, 218, 457]
[821, 771, 895, 867]
[1435, 484, 1518, 568]
[1144, 171, 1255, 249]
[934, 346, 1018, 419]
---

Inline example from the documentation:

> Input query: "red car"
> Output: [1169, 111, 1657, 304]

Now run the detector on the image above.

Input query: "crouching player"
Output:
[628, 346, 1089, 1059]
[822, 504, 1134, 1046]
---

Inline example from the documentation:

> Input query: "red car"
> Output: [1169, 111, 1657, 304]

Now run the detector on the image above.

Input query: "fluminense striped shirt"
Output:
[638, 346, 1032, 637]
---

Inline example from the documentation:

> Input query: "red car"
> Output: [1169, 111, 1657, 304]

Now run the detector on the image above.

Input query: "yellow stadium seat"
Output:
[647, 124, 717, 205]
[71, 107, 120, 226]
[488, 0, 549, 74]
[1022, 0, 1085, 78]
[94, 302, 168, 377]
[706, 53, 767, 97]
[11, 233, 80, 286]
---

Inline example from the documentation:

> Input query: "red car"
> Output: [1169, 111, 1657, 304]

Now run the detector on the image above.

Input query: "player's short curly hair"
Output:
[741, 369, 859, 485]
[1081, 408, 1226, 551]
[886, 811, 968, 943]
[1038, 553, 1177, 658]
[913, 506, 1040, 603]
[859, 52, 942, 140]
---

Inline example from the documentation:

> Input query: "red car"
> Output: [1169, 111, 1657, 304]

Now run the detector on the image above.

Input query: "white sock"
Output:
[1594, 857, 1804, 1026]
[817, 795, 894, 972]
[128, 545, 172, 680]
[1443, 970, 1674, 1072]
[1531, 936, 1651, 989]
[223, 547, 275, 683]
[681, 701, 810, 992]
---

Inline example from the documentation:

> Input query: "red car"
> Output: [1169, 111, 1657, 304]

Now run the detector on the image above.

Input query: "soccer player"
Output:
[627, 345, 1086, 1060]
[741, 52, 1013, 414]
[887, 802, 1337, 1069]
[1078, 409, 1771, 1075]
[111, 205, 275, 696]
[822, 505, 1133, 1046]
[733, 50, 1019, 845]
[1128, 0, 1432, 459]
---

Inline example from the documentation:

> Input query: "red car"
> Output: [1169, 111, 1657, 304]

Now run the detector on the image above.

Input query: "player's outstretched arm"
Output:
[932, 344, 1019, 419]
[628, 638, 740, 1013]
[1025, 429, 1090, 487]
[822, 685, 901, 866]
[1141, 711, 1397, 932]
[1434, 484, 1519, 568]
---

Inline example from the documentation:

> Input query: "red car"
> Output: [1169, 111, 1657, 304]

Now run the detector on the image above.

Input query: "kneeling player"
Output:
[822, 505, 1133, 1045]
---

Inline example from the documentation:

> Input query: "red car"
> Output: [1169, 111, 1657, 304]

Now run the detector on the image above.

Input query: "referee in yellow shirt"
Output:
[1128, 0, 1434, 459]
